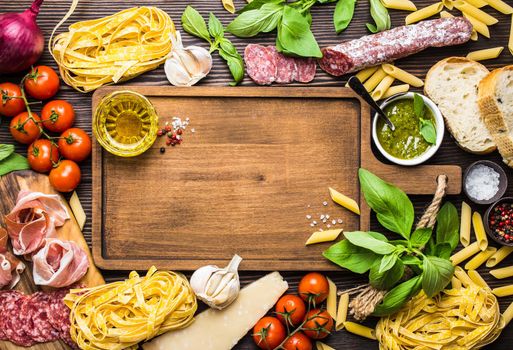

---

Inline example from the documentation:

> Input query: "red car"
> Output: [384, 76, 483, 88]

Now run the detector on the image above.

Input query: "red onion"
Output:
[0, 0, 44, 74]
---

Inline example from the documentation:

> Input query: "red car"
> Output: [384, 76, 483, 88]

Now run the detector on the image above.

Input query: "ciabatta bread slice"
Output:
[478, 65, 513, 167]
[424, 57, 495, 154]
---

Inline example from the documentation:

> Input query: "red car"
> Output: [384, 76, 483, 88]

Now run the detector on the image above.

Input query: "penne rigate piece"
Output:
[503, 302, 513, 326]
[440, 11, 479, 40]
[329, 187, 360, 215]
[371, 75, 395, 100]
[483, 0, 513, 14]
[382, 0, 417, 11]
[464, 247, 497, 270]
[440, 10, 454, 17]
[468, 270, 490, 289]
[451, 276, 462, 289]
[405, 2, 444, 25]
[442, 0, 456, 9]
[454, 266, 475, 287]
[305, 229, 343, 246]
[467, 47, 504, 61]
[493, 285, 513, 297]
[454, 1, 499, 25]
[344, 322, 377, 340]
[486, 246, 513, 267]
[510, 14, 513, 55]
[346, 66, 379, 87]
[327, 278, 337, 321]
[463, 12, 491, 38]
[472, 212, 488, 251]
[381, 84, 410, 100]
[490, 265, 513, 279]
[451, 241, 480, 266]
[336, 293, 349, 330]
[363, 67, 387, 92]
[382, 64, 424, 87]
[316, 342, 336, 350]
[465, 0, 488, 8]
[221, 0, 236, 13]
[460, 202, 472, 247]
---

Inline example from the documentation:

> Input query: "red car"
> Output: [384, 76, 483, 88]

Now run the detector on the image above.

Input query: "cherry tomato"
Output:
[24, 66, 60, 100]
[253, 316, 286, 350]
[303, 309, 334, 340]
[41, 100, 75, 133]
[27, 139, 60, 173]
[275, 294, 307, 327]
[283, 332, 312, 350]
[10, 112, 41, 144]
[298, 273, 329, 305]
[49, 160, 81, 192]
[0, 82, 25, 117]
[58, 128, 92, 162]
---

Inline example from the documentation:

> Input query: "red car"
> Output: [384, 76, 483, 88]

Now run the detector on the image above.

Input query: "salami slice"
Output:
[269, 47, 297, 84]
[319, 17, 473, 76]
[26, 292, 60, 343]
[295, 58, 316, 83]
[3, 294, 35, 346]
[0, 291, 21, 341]
[244, 44, 277, 85]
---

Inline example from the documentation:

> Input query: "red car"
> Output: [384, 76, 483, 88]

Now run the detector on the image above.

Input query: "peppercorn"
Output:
[160, 147, 165, 154]
[157, 129, 164, 137]
[177, 129, 183, 135]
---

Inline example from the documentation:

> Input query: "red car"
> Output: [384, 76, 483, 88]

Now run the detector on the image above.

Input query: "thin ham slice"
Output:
[32, 239, 88, 288]
[0, 228, 25, 289]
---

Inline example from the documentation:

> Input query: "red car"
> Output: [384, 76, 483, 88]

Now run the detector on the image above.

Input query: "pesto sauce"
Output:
[377, 99, 435, 160]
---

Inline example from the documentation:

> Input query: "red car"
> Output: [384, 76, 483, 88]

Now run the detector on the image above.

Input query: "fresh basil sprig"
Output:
[334, 0, 356, 33]
[366, 0, 391, 33]
[0, 144, 29, 176]
[414, 93, 437, 144]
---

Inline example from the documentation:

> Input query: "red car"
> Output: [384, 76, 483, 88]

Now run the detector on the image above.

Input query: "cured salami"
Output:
[295, 58, 317, 83]
[3, 293, 34, 347]
[245, 44, 277, 85]
[26, 292, 60, 342]
[318, 17, 473, 76]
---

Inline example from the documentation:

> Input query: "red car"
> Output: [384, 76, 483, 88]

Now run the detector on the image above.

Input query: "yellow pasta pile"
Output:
[64, 266, 197, 350]
[50, 7, 176, 92]
[376, 286, 505, 350]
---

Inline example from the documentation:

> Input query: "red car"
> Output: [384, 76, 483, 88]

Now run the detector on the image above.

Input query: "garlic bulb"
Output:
[190, 255, 242, 310]
[165, 31, 212, 86]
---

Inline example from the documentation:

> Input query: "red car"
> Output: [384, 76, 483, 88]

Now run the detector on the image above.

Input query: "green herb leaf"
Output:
[0, 144, 15, 162]
[366, 0, 391, 33]
[323, 240, 381, 274]
[334, 0, 356, 33]
[358, 168, 414, 239]
[0, 152, 29, 176]
[369, 257, 404, 290]
[226, 3, 283, 38]
[182, 6, 212, 43]
[413, 93, 425, 118]
[436, 202, 460, 251]
[410, 228, 432, 248]
[420, 119, 437, 144]
[208, 12, 224, 39]
[434, 243, 453, 260]
[217, 39, 245, 85]
[379, 253, 397, 274]
[372, 275, 422, 316]
[237, 0, 285, 14]
[344, 231, 396, 255]
[276, 6, 322, 58]
[422, 256, 454, 298]
[400, 255, 422, 266]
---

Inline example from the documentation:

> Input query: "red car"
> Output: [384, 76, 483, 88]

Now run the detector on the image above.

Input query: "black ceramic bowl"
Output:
[463, 160, 508, 205]
[484, 197, 513, 247]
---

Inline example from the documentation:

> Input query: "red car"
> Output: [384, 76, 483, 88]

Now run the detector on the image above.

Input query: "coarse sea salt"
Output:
[465, 164, 500, 201]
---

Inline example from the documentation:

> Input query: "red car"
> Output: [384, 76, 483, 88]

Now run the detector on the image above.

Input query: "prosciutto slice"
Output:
[0, 228, 25, 289]
[32, 239, 89, 288]
[5, 191, 69, 256]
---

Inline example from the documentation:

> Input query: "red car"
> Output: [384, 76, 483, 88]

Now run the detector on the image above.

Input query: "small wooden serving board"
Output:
[92, 86, 461, 271]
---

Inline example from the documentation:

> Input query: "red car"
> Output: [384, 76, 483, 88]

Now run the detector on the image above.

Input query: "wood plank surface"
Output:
[0, 0, 512, 348]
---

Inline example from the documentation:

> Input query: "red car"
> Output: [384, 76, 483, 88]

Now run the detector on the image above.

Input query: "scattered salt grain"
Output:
[327, 224, 331, 228]
[310, 223, 315, 227]
[322, 219, 327, 223]
[332, 219, 336, 225]
[313, 221, 317, 225]
[323, 201, 328, 206]
[465, 164, 500, 201]
[338, 219, 343, 224]
[191, 128, 196, 133]
[320, 215, 325, 220]
[319, 228, 323, 232]
[306, 215, 312, 220]
[326, 214, 330, 219]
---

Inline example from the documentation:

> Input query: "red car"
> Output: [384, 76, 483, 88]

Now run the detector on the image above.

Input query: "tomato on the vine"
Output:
[10, 112, 41, 144]
[41, 100, 75, 133]
[253, 316, 286, 350]
[58, 128, 91, 162]
[283, 332, 312, 350]
[303, 309, 334, 340]
[27, 139, 59, 173]
[298, 273, 329, 305]
[24, 66, 60, 100]
[0, 82, 25, 117]
[49, 160, 81, 192]
[275, 294, 306, 327]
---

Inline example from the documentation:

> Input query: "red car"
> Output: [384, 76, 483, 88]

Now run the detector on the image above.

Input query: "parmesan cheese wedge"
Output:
[143, 272, 288, 350]
[305, 229, 343, 246]
[328, 187, 360, 215]
[69, 191, 86, 230]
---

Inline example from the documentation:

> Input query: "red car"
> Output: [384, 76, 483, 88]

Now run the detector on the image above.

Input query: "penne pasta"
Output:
[382, 0, 417, 11]
[450, 241, 480, 265]
[440, 11, 479, 40]
[371, 75, 395, 100]
[405, 2, 444, 25]
[472, 212, 488, 251]
[363, 67, 387, 92]
[503, 302, 513, 326]
[305, 229, 343, 246]
[490, 265, 513, 279]
[442, 0, 456, 9]
[465, 0, 488, 8]
[454, 266, 475, 287]
[327, 278, 337, 321]
[451, 276, 462, 289]
[510, 14, 513, 55]
[346, 66, 379, 87]
[344, 322, 377, 340]
[463, 12, 491, 38]
[483, 0, 513, 14]
[336, 293, 349, 331]
[486, 246, 513, 267]
[329, 187, 360, 215]
[468, 270, 490, 289]
[454, 1, 499, 26]
[382, 64, 424, 87]
[221, 0, 236, 13]
[316, 342, 336, 350]
[493, 285, 513, 297]
[460, 202, 472, 247]
[381, 84, 410, 100]
[464, 247, 497, 270]
[467, 47, 504, 61]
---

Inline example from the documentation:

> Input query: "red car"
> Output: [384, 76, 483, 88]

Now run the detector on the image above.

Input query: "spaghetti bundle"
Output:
[64, 267, 197, 350]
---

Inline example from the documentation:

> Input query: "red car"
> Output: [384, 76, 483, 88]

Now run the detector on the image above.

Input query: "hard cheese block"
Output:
[143, 272, 288, 350]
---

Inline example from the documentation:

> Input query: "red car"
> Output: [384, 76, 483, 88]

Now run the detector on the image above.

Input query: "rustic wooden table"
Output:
[1, 0, 513, 348]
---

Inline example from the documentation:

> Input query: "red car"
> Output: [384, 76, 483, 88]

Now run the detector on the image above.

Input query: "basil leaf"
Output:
[182, 6, 211, 43]
[420, 119, 436, 144]
[400, 255, 422, 266]
[434, 242, 453, 260]
[366, 0, 390, 33]
[344, 231, 396, 255]
[379, 253, 397, 274]
[276, 6, 322, 58]
[323, 239, 380, 274]
[436, 202, 459, 251]
[0, 144, 15, 162]
[372, 275, 422, 316]
[410, 228, 432, 248]
[218, 40, 244, 85]
[369, 258, 404, 290]
[358, 168, 414, 239]
[227, 3, 283, 38]
[422, 256, 454, 298]
[237, 0, 284, 14]
[208, 12, 224, 39]
[334, 0, 356, 33]
[0, 152, 29, 176]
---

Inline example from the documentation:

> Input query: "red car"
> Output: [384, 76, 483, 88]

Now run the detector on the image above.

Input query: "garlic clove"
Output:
[190, 265, 217, 294]
[164, 57, 195, 86]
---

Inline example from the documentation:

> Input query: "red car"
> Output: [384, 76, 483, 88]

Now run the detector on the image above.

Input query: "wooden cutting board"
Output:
[92, 86, 461, 271]
[0, 170, 104, 350]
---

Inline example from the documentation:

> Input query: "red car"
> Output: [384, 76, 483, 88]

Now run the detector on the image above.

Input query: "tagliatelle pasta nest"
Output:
[376, 286, 505, 350]
[49, 6, 176, 92]
[64, 266, 197, 350]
